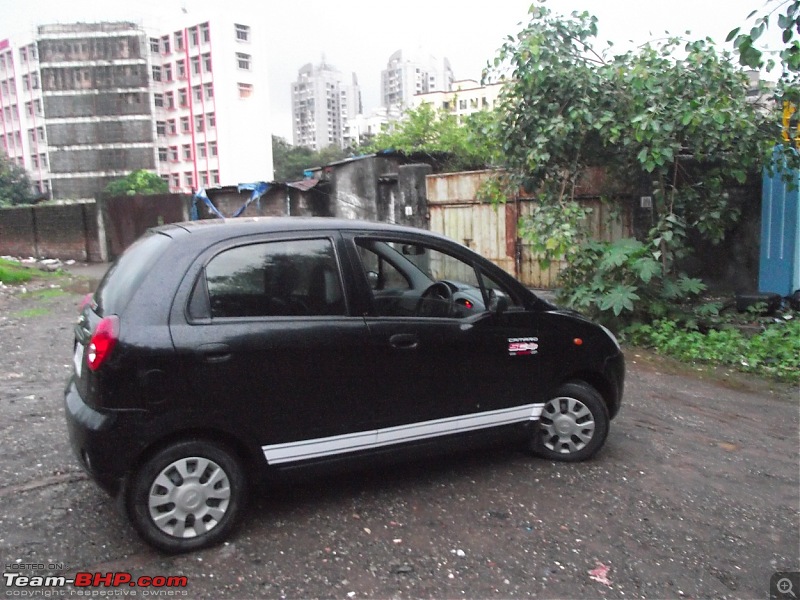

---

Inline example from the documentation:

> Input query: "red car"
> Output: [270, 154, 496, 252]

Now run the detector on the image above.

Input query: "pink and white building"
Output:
[0, 10, 272, 201]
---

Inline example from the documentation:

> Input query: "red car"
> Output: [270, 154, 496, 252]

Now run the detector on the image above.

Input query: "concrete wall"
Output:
[0, 207, 37, 258]
[44, 92, 151, 119]
[329, 156, 398, 221]
[0, 202, 102, 261]
[323, 154, 436, 225]
[47, 120, 153, 145]
[100, 194, 189, 259]
[199, 188, 286, 219]
[193, 185, 329, 220]
[0, 186, 328, 263]
[0, 166, 764, 292]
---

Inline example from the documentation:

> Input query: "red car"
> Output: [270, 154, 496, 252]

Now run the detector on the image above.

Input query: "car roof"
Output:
[157, 217, 455, 244]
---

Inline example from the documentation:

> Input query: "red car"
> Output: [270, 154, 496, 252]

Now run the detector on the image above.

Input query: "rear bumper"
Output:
[63, 377, 144, 494]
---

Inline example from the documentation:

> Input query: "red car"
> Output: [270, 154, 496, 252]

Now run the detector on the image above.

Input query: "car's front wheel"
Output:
[531, 381, 609, 462]
[125, 440, 246, 553]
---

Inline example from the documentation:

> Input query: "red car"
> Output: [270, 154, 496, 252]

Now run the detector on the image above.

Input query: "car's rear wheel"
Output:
[125, 440, 246, 553]
[531, 381, 609, 462]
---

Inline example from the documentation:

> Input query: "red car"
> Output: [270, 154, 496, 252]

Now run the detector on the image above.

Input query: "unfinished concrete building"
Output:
[36, 22, 156, 200]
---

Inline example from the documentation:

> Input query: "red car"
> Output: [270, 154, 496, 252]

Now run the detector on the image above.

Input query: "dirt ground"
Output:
[0, 268, 798, 599]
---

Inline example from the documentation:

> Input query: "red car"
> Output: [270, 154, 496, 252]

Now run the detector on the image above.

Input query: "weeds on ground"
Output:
[626, 309, 800, 383]
[20, 288, 66, 300]
[12, 307, 50, 318]
[0, 258, 54, 284]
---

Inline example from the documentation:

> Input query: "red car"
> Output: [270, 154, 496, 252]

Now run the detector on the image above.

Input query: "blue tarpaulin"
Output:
[190, 182, 271, 220]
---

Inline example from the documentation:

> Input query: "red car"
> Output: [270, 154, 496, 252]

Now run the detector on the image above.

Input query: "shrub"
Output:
[627, 317, 800, 382]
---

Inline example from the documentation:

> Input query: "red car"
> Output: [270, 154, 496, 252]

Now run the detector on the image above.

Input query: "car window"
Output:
[204, 238, 345, 318]
[95, 231, 172, 316]
[355, 238, 520, 319]
[357, 245, 411, 292]
[479, 269, 523, 309]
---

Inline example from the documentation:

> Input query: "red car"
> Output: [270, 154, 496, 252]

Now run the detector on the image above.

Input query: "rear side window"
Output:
[95, 232, 172, 315]
[204, 238, 345, 318]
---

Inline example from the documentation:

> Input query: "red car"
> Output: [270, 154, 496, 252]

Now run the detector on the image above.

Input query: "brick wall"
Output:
[35, 204, 90, 260]
[0, 202, 100, 261]
[101, 194, 189, 259]
[0, 206, 37, 257]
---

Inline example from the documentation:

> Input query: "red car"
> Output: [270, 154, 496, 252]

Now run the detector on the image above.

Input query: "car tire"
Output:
[125, 440, 246, 553]
[531, 381, 609, 462]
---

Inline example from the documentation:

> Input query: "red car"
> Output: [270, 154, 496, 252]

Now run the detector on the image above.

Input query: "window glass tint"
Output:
[95, 231, 172, 316]
[205, 239, 344, 318]
[404, 244, 481, 289]
[479, 268, 523, 309]
[355, 238, 507, 319]
[357, 244, 410, 292]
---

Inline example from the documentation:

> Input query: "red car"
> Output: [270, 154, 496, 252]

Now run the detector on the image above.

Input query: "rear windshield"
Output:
[94, 231, 172, 315]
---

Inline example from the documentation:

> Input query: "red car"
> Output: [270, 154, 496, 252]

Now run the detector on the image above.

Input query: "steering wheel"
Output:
[415, 281, 454, 317]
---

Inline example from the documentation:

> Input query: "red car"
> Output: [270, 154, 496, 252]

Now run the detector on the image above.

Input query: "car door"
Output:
[346, 234, 544, 449]
[169, 233, 375, 466]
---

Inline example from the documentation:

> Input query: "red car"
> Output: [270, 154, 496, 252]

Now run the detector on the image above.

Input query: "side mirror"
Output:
[366, 271, 379, 290]
[488, 290, 508, 315]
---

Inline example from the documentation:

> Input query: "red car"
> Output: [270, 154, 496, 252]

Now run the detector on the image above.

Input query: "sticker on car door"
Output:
[507, 337, 538, 356]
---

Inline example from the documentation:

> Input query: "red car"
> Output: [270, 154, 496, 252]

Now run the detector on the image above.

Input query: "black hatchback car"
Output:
[65, 217, 624, 553]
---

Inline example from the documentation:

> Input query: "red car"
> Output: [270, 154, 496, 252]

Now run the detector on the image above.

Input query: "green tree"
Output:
[271, 136, 351, 182]
[364, 103, 500, 172]
[0, 154, 35, 206]
[103, 169, 168, 196]
[728, 2, 800, 166]
[727, 1, 800, 77]
[484, 3, 774, 324]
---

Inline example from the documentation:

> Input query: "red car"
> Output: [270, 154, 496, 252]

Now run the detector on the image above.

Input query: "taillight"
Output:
[87, 316, 119, 371]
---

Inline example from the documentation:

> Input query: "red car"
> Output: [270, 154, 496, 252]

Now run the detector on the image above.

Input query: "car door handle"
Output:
[197, 343, 232, 363]
[389, 333, 418, 350]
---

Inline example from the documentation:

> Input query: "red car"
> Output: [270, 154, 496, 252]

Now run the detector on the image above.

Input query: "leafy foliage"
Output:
[483, 3, 774, 323]
[271, 136, 352, 182]
[557, 238, 707, 328]
[518, 201, 592, 269]
[728, 2, 800, 169]
[103, 170, 168, 196]
[0, 154, 35, 206]
[628, 317, 800, 383]
[728, 1, 800, 76]
[363, 103, 499, 172]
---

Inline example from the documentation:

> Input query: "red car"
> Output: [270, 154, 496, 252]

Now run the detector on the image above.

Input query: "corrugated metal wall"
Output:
[427, 170, 633, 289]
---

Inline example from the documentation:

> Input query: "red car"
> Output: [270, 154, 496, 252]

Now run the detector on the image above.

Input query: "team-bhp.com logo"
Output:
[4, 570, 188, 596]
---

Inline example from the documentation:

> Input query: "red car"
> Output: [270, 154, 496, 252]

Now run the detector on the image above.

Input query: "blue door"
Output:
[760, 153, 800, 296]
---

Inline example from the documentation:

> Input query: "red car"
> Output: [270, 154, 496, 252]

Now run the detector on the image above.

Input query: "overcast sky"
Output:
[0, 1, 782, 139]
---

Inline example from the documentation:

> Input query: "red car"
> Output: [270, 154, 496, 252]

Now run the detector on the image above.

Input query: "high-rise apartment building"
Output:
[381, 49, 454, 109]
[291, 60, 362, 151]
[0, 12, 272, 201]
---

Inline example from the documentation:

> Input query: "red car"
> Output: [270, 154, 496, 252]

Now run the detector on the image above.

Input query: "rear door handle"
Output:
[197, 343, 232, 363]
[389, 333, 418, 350]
